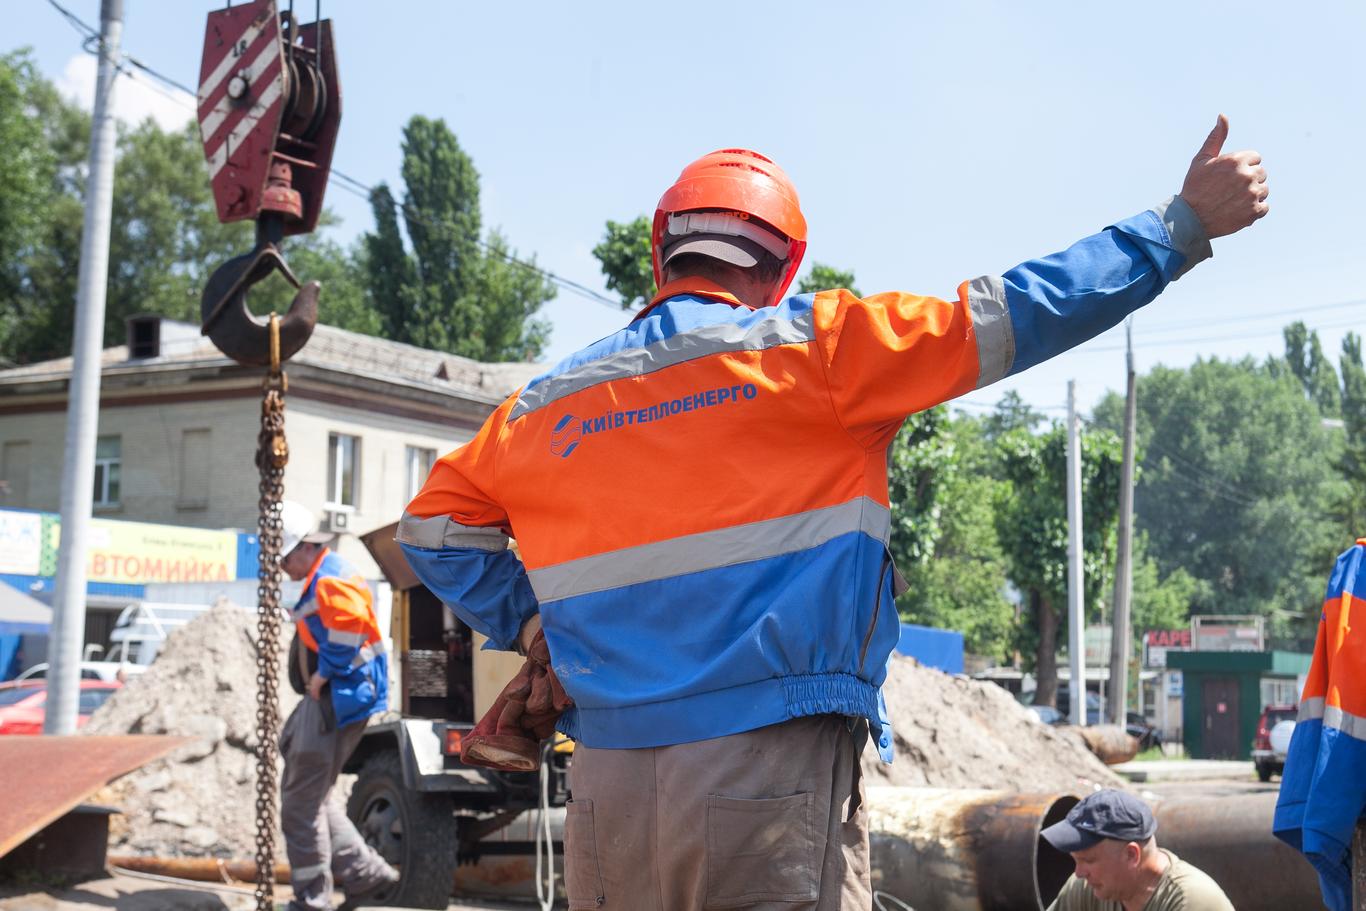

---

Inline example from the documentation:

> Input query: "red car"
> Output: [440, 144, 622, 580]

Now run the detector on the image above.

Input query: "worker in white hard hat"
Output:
[275, 500, 397, 911]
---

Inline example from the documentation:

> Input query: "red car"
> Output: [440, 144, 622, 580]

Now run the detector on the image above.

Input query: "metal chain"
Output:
[253, 315, 290, 910]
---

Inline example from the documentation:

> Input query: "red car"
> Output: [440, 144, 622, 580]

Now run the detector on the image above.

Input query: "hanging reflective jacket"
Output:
[292, 549, 388, 728]
[399, 196, 1210, 762]
[1274, 539, 1366, 911]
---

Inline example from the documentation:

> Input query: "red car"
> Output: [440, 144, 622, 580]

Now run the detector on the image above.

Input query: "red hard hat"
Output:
[652, 149, 807, 307]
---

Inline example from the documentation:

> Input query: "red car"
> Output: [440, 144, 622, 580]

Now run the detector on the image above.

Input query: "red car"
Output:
[0, 679, 122, 735]
[1252, 703, 1298, 782]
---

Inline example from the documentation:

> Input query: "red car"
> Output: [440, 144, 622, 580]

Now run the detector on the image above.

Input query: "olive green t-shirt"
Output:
[1046, 850, 1235, 911]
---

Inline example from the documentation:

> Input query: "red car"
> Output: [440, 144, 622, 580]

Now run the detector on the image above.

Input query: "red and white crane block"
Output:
[198, 0, 341, 235]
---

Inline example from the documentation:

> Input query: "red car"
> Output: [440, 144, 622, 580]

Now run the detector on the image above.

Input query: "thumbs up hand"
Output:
[1178, 114, 1269, 239]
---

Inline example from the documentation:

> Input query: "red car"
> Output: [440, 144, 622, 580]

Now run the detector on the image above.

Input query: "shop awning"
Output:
[0, 581, 52, 636]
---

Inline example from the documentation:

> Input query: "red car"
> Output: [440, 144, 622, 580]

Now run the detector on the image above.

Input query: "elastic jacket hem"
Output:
[555, 670, 880, 750]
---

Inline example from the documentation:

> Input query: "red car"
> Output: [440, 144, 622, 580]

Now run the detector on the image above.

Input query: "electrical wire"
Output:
[534, 741, 556, 911]
[46, 0, 1366, 334]
[44, 0, 630, 314]
[873, 890, 917, 911]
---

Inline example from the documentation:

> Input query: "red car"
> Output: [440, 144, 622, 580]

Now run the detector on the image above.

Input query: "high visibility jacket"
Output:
[293, 549, 388, 728]
[399, 196, 1210, 760]
[1274, 539, 1366, 911]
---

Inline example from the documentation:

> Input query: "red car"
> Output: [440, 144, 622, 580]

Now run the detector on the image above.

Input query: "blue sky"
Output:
[11, 1, 1364, 417]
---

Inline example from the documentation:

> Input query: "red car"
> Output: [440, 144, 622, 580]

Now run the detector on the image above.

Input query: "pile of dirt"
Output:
[84, 599, 303, 857]
[864, 653, 1127, 792]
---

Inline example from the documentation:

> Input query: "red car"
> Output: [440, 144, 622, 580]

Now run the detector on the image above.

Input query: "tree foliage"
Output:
[1281, 321, 1341, 417]
[994, 424, 1122, 706]
[363, 116, 554, 361]
[797, 264, 860, 297]
[893, 413, 1015, 658]
[592, 216, 654, 310]
[0, 53, 375, 363]
[1093, 357, 1345, 634]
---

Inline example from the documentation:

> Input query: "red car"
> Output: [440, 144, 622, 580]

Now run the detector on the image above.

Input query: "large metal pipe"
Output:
[1072, 725, 1139, 765]
[453, 806, 566, 901]
[868, 787, 1323, 911]
[868, 787, 1080, 911]
[1152, 793, 1320, 911]
[108, 855, 290, 884]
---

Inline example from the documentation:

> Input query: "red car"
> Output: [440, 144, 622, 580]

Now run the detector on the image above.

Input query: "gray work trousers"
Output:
[280, 696, 392, 911]
[564, 715, 872, 910]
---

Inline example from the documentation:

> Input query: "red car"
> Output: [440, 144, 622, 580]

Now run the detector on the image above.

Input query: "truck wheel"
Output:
[347, 749, 457, 909]
[1255, 761, 1273, 783]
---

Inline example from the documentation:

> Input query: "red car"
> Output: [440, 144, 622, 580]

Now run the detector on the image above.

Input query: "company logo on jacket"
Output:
[549, 383, 760, 458]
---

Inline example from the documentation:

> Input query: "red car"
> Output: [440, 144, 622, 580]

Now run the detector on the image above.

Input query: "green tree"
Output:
[994, 424, 1122, 707]
[1339, 333, 1366, 529]
[895, 413, 1015, 658]
[364, 116, 554, 360]
[1093, 357, 1346, 633]
[592, 216, 653, 309]
[797, 264, 860, 296]
[1282, 322, 1341, 417]
[0, 57, 376, 362]
[982, 390, 1045, 441]
[0, 50, 85, 364]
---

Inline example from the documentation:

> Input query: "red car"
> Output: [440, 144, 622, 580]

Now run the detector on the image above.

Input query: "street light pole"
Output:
[1067, 380, 1087, 727]
[46, 0, 123, 735]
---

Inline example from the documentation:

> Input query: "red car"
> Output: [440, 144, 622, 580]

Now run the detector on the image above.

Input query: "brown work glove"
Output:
[460, 629, 572, 772]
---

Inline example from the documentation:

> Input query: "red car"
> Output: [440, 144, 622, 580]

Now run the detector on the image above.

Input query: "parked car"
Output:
[1020, 691, 1163, 750]
[14, 661, 145, 683]
[1026, 704, 1066, 725]
[1253, 704, 1298, 782]
[1125, 712, 1163, 752]
[0, 679, 122, 735]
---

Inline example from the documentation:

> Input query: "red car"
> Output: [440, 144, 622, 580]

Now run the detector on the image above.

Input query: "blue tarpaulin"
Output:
[895, 622, 964, 674]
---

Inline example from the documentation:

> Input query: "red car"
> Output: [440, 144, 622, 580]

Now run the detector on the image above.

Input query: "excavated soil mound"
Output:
[84, 600, 303, 857]
[88, 605, 1116, 854]
[864, 653, 1127, 792]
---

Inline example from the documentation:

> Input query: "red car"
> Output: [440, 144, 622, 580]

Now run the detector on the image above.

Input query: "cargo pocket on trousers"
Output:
[704, 791, 818, 908]
[565, 799, 606, 909]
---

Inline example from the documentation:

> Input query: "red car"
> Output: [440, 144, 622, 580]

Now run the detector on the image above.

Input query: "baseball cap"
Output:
[279, 500, 331, 556]
[1041, 790, 1157, 853]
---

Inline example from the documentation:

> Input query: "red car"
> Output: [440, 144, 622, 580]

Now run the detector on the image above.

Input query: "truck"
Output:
[343, 522, 571, 908]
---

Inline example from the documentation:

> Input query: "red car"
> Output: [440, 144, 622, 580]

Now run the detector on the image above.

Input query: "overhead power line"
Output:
[43, 0, 1366, 335]
[45, 0, 628, 312]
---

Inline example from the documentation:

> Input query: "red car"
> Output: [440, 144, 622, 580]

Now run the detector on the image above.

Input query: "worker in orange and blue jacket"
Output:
[1275, 538, 1366, 911]
[400, 117, 1269, 908]
[276, 501, 396, 911]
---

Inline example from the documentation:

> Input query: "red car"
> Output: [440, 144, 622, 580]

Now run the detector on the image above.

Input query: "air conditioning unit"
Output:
[322, 509, 350, 534]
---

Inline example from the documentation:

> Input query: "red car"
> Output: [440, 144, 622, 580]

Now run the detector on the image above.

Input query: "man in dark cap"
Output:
[1042, 789, 1234, 911]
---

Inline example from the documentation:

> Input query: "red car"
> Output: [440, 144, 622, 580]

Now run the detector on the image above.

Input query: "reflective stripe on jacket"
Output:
[293, 549, 388, 728]
[399, 197, 1209, 759]
[1274, 539, 1366, 911]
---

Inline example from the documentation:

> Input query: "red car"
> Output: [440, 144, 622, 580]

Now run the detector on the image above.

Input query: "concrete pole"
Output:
[1108, 321, 1137, 724]
[45, 0, 122, 735]
[1067, 380, 1087, 727]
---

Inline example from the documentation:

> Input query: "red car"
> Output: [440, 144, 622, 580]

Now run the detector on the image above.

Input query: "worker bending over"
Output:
[278, 501, 398, 911]
[401, 117, 1268, 907]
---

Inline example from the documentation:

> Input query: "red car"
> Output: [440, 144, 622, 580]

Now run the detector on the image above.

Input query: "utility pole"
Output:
[45, 0, 122, 735]
[1067, 380, 1087, 727]
[1108, 320, 1137, 725]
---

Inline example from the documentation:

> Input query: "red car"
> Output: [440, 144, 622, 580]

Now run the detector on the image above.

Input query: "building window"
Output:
[405, 446, 437, 501]
[1, 440, 31, 507]
[327, 433, 359, 508]
[178, 428, 211, 509]
[93, 436, 121, 507]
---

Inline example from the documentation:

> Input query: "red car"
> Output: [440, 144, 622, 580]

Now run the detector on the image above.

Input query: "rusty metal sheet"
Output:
[0, 735, 190, 857]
